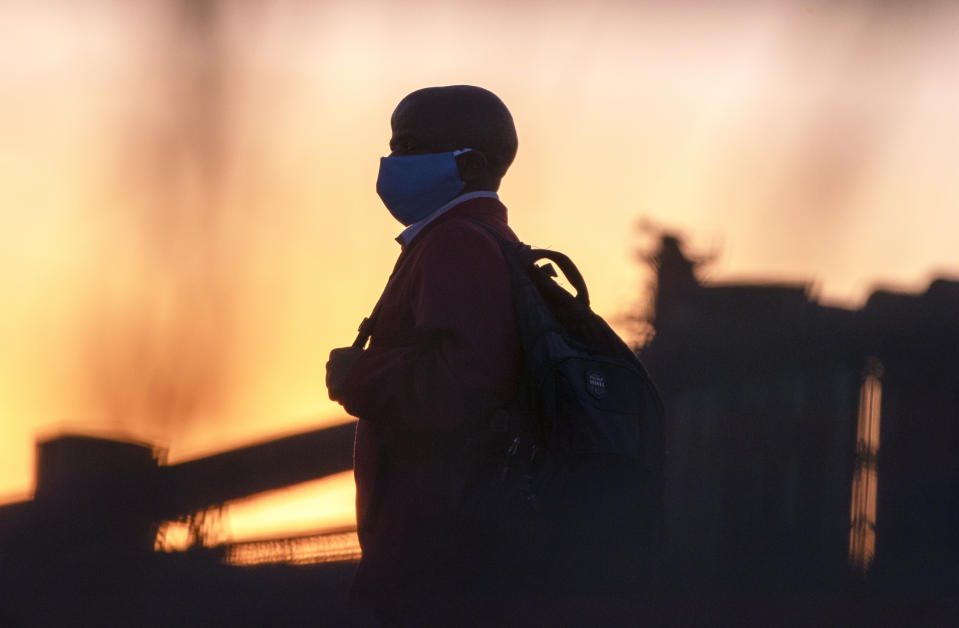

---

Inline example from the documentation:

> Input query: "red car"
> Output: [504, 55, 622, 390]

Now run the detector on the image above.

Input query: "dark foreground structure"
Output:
[0, 424, 375, 627]
[638, 235, 959, 622]
[1, 236, 957, 625]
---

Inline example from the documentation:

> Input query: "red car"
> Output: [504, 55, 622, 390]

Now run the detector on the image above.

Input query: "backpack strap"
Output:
[352, 243, 415, 348]
[467, 219, 591, 307]
[524, 248, 590, 307]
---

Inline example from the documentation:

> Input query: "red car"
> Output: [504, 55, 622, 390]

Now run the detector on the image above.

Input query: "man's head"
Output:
[388, 85, 518, 192]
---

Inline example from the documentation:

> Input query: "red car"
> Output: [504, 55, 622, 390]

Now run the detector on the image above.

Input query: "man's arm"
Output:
[329, 224, 517, 431]
[326, 347, 363, 401]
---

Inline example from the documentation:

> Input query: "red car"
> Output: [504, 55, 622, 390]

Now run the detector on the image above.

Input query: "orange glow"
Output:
[155, 471, 356, 552]
[155, 520, 195, 552]
[222, 472, 357, 542]
[2, 2, 958, 545]
[224, 530, 361, 566]
[226, 530, 361, 565]
[849, 361, 882, 572]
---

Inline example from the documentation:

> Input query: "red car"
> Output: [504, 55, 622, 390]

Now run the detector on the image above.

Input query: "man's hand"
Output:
[326, 347, 364, 402]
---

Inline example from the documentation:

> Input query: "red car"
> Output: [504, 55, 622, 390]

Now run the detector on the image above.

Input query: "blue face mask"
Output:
[376, 150, 469, 226]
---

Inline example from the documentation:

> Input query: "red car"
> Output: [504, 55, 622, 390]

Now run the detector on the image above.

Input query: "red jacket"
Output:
[338, 196, 521, 606]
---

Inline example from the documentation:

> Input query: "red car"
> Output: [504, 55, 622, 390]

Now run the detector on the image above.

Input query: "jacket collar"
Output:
[396, 191, 502, 247]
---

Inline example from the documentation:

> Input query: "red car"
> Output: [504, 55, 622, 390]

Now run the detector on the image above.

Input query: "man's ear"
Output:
[455, 150, 488, 183]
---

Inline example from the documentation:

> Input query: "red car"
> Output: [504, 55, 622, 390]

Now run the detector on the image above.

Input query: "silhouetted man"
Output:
[327, 85, 521, 625]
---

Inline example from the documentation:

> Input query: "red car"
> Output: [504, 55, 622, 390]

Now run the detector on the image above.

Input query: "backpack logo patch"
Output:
[586, 370, 608, 399]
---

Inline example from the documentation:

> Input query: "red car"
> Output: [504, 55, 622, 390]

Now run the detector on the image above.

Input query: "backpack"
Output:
[470, 222, 666, 587]
[352, 220, 666, 588]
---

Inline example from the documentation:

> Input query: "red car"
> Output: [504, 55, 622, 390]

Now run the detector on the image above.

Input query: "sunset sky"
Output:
[2, 0, 957, 542]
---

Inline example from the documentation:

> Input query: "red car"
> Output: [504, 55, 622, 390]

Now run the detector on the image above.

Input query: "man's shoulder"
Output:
[398, 217, 515, 289]
[420, 196, 515, 241]
[432, 215, 507, 242]
[416, 212, 515, 258]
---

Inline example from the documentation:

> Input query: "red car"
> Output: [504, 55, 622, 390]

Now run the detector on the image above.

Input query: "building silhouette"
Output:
[639, 234, 959, 597]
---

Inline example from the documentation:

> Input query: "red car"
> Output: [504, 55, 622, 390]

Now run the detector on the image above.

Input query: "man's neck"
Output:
[395, 191, 499, 247]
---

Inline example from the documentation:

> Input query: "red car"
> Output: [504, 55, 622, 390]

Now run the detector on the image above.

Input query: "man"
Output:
[326, 85, 522, 623]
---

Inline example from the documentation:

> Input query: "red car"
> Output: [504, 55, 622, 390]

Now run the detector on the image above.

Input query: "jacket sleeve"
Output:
[336, 224, 518, 431]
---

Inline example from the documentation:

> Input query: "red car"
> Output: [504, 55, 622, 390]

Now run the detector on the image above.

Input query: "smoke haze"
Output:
[1, 1, 957, 540]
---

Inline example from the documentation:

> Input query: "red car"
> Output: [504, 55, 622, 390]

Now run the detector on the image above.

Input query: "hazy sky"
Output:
[2, 0, 957, 539]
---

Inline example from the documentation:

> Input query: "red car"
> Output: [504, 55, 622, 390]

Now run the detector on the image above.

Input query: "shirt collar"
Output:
[395, 191, 500, 247]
